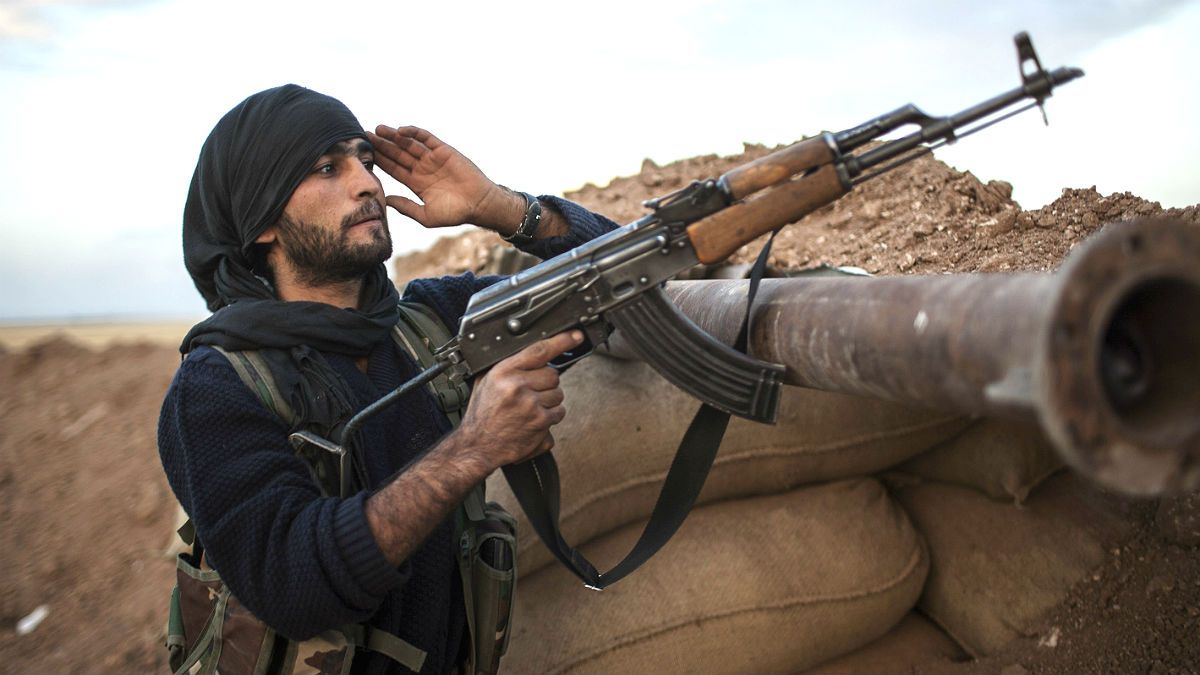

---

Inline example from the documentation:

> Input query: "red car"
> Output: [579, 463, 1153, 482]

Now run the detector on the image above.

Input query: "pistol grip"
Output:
[608, 287, 784, 423]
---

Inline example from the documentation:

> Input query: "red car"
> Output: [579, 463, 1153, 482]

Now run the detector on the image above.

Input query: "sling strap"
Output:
[501, 232, 781, 589]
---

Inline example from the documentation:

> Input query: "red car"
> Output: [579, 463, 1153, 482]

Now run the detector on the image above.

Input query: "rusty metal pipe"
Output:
[606, 219, 1200, 495]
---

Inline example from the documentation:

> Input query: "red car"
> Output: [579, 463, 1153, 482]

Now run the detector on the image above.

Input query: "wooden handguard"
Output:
[687, 164, 848, 264]
[719, 136, 836, 200]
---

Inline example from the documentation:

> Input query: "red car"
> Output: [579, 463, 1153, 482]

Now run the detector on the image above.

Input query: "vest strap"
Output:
[393, 302, 471, 426]
[211, 346, 298, 426]
[340, 624, 427, 674]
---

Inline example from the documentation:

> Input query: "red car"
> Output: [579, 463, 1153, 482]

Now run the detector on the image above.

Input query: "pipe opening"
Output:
[1100, 278, 1200, 447]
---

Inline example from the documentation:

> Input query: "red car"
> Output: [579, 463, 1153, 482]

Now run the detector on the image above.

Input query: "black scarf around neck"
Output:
[179, 84, 400, 435]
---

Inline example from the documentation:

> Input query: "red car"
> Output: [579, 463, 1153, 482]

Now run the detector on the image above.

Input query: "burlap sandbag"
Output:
[892, 471, 1136, 657]
[503, 478, 928, 675]
[487, 355, 968, 575]
[801, 612, 966, 674]
[896, 418, 1063, 503]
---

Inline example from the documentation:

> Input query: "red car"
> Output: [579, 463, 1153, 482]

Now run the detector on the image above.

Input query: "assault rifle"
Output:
[294, 33, 1083, 587]
[343, 32, 1082, 426]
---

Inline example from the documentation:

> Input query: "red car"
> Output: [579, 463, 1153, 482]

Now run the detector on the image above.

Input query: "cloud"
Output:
[0, 0, 163, 58]
[0, 3, 49, 40]
[1, 0, 1195, 319]
[2, 1, 105, 37]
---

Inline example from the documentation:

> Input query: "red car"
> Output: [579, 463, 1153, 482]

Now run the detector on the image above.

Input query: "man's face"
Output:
[270, 138, 393, 286]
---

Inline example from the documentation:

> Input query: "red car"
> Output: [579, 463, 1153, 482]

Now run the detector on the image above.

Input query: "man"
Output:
[159, 84, 618, 674]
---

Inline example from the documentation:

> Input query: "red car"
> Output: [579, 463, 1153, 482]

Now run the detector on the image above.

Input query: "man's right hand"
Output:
[365, 330, 584, 566]
[457, 330, 584, 469]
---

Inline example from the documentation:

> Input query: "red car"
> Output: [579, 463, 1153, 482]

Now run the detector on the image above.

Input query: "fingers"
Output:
[537, 386, 565, 409]
[384, 195, 426, 224]
[376, 124, 443, 149]
[371, 126, 441, 169]
[506, 331, 585, 371]
[536, 433, 556, 455]
[522, 366, 560, 392]
[371, 142, 411, 179]
[539, 399, 566, 428]
[368, 130, 424, 172]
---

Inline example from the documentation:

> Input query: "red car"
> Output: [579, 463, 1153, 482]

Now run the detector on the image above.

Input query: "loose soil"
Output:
[3, 141, 1197, 674]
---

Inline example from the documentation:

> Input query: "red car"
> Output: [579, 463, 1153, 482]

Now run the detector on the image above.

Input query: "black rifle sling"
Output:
[502, 231, 780, 589]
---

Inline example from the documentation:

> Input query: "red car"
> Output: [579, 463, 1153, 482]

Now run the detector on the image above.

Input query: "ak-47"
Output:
[326, 32, 1083, 440]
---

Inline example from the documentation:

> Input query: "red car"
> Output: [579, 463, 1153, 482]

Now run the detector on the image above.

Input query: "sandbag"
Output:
[897, 418, 1063, 503]
[488, 354, 968, 575]
[503, 478, 928, 675]
[801, 612, 967, 674]
[892, 471, 1136, 657]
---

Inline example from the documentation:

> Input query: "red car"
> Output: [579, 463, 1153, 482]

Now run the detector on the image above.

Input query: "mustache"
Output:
[341, 201, 385, 229]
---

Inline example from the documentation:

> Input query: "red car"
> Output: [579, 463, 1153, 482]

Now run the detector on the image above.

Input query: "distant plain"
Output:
[0, 320, 196, 351]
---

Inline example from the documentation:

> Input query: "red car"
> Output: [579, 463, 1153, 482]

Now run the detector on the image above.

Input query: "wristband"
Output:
[502, 191, 542, 245]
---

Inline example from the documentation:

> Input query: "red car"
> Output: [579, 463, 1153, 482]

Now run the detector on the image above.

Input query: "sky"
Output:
[1, 0, 1197, 321]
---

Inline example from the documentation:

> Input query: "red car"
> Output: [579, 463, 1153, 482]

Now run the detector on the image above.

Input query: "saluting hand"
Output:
[369, 125, 516, 230]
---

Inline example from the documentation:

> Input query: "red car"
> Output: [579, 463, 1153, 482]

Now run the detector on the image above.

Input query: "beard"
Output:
[275, 203, 393, 287]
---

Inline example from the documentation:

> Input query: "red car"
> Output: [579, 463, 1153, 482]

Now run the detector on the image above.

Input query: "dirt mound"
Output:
[396, 143, 1198, 283]
[0, 338, 182, 673]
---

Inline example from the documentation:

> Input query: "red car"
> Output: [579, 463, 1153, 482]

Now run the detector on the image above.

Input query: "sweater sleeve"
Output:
[402, 272, 504, 334]
[514, 195, 621, 260]
[157, 348, 407, 640]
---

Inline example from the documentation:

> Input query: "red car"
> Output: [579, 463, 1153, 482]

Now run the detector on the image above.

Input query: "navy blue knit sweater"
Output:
[158, 197, 618, 674]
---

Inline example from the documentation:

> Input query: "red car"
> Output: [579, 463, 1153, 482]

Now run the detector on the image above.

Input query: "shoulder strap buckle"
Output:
[393, 302, 472, 425]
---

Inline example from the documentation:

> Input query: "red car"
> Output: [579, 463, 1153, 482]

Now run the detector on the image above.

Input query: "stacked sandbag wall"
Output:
[888, 470, 1136, 657]
[503, 479, 928, 674]
[487, 354, 1140, 673]
[487, 354, 965, 672]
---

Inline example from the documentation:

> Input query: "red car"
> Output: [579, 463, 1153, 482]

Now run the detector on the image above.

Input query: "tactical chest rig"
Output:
[167, 302, 517, 675]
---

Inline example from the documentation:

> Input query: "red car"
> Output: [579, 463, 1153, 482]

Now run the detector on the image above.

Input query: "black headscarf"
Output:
[179, 85, 401, 434]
